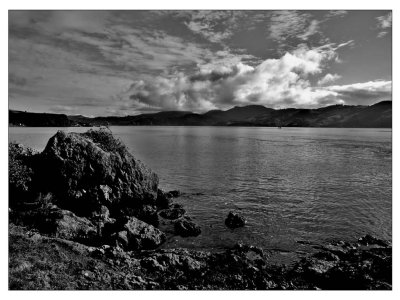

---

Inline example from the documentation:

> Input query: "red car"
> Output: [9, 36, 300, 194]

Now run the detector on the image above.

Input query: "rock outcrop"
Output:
[37, 129, 159, 218]
[9, 129, 171, 251]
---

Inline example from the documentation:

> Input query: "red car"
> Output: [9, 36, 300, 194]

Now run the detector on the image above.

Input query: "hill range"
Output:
[9, 100, 392, 128]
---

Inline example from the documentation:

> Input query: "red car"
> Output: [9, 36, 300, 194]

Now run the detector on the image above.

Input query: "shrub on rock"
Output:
[9, 143, 37, 207]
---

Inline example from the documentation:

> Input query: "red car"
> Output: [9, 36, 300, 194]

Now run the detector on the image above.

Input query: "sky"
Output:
[9, 10, 392, 116]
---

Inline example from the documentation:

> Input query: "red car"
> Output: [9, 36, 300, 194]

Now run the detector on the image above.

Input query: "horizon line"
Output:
[9, 99, 392, 119]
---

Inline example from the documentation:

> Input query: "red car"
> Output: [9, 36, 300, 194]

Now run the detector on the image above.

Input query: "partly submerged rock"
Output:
[174, 218, 201, 237]
[225, 211, 246, 229]
[37, 129, 159, 217]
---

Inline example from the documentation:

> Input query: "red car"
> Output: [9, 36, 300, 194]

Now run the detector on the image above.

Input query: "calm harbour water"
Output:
[9, 126, 392, 261]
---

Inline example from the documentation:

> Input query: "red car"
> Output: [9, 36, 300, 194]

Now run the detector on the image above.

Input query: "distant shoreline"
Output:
[9, 125, 393, 129]
[9, 100, 392, 128]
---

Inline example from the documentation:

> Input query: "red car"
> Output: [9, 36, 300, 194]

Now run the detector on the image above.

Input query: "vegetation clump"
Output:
[9, 143, 37, 206]
[82, 128, 127, 155]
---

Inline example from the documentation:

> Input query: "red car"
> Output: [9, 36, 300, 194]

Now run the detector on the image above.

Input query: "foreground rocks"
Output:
[288, 238, 392, 289]
[9, 224, 391, 290]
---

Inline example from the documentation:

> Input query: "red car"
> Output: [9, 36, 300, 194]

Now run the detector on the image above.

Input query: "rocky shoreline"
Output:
[9, 128, 392, 290]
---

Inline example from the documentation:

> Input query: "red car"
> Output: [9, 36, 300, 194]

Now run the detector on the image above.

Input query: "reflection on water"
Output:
[9, 126, 392, 261]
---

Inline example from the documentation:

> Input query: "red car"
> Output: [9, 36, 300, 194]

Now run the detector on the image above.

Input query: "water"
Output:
[9, 126, 392, 261]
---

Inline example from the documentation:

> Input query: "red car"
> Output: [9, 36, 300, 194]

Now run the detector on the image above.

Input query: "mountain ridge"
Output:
[9, 100, 392, 128]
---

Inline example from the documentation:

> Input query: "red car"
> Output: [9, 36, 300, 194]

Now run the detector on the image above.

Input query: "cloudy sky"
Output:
[9, 10, 392, 116]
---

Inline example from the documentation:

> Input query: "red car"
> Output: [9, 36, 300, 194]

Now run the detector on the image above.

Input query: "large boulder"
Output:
[114, 216, 166, 251]
[36, 129, 159, 217]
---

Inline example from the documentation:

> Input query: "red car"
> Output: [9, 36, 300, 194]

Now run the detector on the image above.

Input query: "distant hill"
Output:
[9, 110, 71, 127]
[9, 101, 392, 128]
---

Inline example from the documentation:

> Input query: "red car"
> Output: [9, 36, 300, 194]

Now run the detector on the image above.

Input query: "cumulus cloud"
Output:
[317, 73, 341, 86]
[122, 44, 361, 112]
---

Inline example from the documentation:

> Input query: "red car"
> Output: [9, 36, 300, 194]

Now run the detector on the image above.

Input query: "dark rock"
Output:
[225, 211, 246, 228]
[174, 219, 201, 237]
[121, 216, 166, 250]
[37, 129, 159, 217]
[159, 207, 186, 220]
[156, 189, 172, 209]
